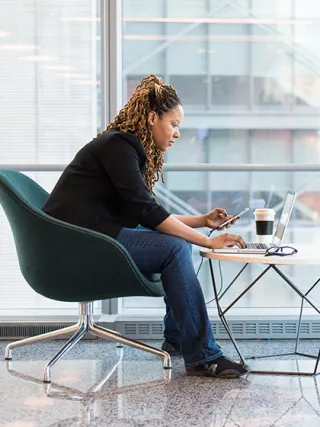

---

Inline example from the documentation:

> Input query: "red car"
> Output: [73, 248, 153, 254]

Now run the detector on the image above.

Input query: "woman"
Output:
[42, 74, 249, 378]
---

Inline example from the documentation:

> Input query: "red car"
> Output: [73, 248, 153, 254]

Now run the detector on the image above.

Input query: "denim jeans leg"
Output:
[163, 240, 193, 345]
[116, 227, 222, 368]
[163, 296, 181, 344]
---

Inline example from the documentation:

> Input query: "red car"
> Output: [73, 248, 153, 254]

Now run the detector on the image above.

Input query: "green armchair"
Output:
[0, 169, 170, 382]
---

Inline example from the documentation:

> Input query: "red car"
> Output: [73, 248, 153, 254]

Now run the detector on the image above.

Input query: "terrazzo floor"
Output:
[1, 339, 320, 427]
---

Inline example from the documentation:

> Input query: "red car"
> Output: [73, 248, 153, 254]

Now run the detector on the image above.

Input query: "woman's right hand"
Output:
[208, 233, 246, 249]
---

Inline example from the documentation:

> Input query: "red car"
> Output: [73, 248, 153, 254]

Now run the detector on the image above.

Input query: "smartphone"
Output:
[217, 208, 249, 229]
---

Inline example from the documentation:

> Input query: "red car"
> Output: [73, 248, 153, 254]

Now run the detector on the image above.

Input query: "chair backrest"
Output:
[0, 169, 49, 209]
[0, 169, 164, 302]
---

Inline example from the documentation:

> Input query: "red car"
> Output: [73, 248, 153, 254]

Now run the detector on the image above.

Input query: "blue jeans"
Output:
[116, 226, 223, 368]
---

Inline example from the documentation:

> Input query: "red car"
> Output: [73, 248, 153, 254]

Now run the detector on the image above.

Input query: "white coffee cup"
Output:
[254, 208, 276, 244]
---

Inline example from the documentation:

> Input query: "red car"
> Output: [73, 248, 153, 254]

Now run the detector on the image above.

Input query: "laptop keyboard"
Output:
[245, 243, 269, 250]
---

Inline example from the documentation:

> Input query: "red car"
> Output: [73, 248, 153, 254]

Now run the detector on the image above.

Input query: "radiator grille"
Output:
[0, 324, 67, 339]
[285, 323, 297, 334]
[259, 323, 270, 335]
[312, 323, 320, 334]
[245, 323, 257, 334]
[2, 319, 320, 340]
[117, 320, 320, 339]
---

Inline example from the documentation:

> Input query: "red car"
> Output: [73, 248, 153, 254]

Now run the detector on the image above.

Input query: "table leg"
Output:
[295, 277, 320, 355]
[208, 259, 247, 366]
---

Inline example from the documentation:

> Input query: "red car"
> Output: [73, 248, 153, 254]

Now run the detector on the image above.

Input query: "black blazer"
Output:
[42, 129, 170, 238]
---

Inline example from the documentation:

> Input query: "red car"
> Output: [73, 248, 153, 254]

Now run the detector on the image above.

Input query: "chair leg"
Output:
[43, 324, 87, 383]
[88, 321, 171, 369]
[5, 323, 80, 360]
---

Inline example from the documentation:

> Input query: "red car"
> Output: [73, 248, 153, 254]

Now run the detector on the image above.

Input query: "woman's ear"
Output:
[148, 111, 156, 127]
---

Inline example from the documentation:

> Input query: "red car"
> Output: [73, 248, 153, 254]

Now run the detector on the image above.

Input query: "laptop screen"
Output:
[272, 190, 297, 246]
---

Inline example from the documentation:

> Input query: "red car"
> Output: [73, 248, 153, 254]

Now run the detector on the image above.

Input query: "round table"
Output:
[200, 244, 320, 265]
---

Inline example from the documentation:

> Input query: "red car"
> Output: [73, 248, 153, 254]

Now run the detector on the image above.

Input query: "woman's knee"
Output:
[167, 236, 192, 257]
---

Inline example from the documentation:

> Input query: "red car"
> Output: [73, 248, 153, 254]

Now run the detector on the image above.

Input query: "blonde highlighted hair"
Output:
[101, 74, 181, 193]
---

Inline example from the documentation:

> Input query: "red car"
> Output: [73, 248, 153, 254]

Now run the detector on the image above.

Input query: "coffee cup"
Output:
[254, 209, 276, 244]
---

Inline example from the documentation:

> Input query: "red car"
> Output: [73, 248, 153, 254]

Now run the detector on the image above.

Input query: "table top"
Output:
[200, 244, 320, 265]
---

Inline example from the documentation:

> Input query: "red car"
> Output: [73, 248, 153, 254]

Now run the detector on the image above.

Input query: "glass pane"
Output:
[123, 170, 320, 316]
[0, 1, 101, 317]
[0, 0, 101, 165]
[121, 0, 320, 316]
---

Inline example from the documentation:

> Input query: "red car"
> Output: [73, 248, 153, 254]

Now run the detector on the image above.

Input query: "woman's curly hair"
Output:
[101, 74, 181, 194]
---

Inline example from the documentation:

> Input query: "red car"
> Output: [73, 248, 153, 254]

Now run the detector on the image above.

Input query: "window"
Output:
[0, 0, 101, 318]
[121, 0, 320, 316]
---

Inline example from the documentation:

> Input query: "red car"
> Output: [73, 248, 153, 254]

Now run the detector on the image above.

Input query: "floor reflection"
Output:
[4, 350, 171, 427]
[1, 341, 320, 426]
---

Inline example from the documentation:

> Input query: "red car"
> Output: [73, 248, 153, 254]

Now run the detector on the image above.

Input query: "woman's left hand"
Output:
[204, 208, 236, 230]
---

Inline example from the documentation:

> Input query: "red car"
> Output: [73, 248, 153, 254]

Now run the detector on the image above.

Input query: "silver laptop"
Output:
[213, 190, 297, 254]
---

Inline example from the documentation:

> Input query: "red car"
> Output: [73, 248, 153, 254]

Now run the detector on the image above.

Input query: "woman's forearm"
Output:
[172, 214, 206, 229]
[156, 215, 209, 247]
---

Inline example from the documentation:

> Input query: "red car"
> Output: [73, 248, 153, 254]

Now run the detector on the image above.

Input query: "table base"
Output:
[208, 260, 320, 376]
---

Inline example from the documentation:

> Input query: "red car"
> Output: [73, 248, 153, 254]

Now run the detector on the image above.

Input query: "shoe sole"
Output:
[186, 368, 250, 379]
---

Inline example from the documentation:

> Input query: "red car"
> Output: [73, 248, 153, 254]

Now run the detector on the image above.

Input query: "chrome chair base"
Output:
[5, 302, 171, 383]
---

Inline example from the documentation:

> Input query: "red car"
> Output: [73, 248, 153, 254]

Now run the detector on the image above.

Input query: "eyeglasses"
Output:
[265, 245, 298, 257]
